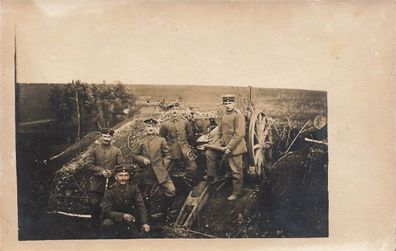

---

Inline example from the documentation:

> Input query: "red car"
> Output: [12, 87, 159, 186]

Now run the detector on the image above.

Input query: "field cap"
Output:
[222, 94, 236, 103]
[143, 118, 158, 125]
[168, 102, 180, 109]
[101, 128, 114, 136]
[115, 164, 131, 174]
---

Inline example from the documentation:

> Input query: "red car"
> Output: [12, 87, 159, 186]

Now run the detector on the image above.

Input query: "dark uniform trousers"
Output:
[168, 157, 197, 182]
[206, 150, 244, 195]
[206, 109, 247, 196]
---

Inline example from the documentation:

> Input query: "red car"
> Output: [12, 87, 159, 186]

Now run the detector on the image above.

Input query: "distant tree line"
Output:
[49, 80, 137, 142]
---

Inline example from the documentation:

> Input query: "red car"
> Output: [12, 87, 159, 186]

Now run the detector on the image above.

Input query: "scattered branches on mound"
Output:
[48, 111, 216, 213]
[48, 107, 323, 214]
[48, 114, 152, 213]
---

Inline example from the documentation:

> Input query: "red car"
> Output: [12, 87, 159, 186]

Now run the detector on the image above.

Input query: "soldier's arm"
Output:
[100, 191, 124, 222]
[131, 141, 147, 166]
[226, 112, 246, 151]
[185, 119, 194, 141]
[159, 123, 167, 138]
[217, 116, 225, 146]
[161, 138, 171, 169]
[115, 147, 125, 165]
[86, 147, 106, 176]
[133, 185, 148, 224]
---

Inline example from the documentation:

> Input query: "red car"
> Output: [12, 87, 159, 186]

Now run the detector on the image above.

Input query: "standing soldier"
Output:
[204, 95, 247, 201]
[86, 128, 124, 231]
[100, 164, 150, 238]
[132, 118, 176, 221]
[159, 102, 197, 185]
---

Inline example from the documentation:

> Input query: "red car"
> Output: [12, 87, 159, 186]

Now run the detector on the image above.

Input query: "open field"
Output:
[17, 83, 326, 121]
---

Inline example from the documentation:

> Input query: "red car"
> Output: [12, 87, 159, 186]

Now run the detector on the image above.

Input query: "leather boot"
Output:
[161, 195, 175, 223]
[143, 196, 152, 221]
[90, 204, 101, 237]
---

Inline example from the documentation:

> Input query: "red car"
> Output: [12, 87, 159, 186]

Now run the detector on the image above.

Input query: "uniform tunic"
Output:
[132, 134, 176, 197]
[218, 109, 247, 156]
[86, 143, 125, 193]
[159, 117, 194, 159]
[159, 117, 197, 180]
[100, 182, 148, 225]
[131, 135, 171, 185]
[206, 109, 247, 195]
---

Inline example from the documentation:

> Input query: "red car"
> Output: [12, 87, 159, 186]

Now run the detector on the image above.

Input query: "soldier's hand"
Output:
[143, 159, 151, 166]
[225, 148, 232, 156]
[102, 169, 112, 178]
[123, 213, 136, 222]
[142, 224, 150, 232]
[197, 144, 206, 151]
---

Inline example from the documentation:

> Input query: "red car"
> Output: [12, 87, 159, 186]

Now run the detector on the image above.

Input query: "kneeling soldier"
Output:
[132, 118, 176, 222]
[100, 165, 150, 238]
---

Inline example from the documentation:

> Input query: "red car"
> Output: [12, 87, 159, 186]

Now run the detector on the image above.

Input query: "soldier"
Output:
[207, 115, 218, 133]
[159, 102, 197, 185]
[132, 118, 176, 221]
[86, 128, 124, 230]
[100, 165, 150, 238]
[204, 95, 247, 201]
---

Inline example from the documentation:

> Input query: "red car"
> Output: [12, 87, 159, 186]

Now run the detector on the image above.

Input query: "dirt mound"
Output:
[45, 110, 328, 238]
[47, 111, 214, 214]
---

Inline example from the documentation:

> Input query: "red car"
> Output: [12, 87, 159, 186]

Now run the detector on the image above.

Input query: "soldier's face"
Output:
[115, 171, 130, 184]
[146, 124, 156, 135]
[223, 101, 235, 112]
[170, 107, 180, 117]
[101, 134, 112, 145]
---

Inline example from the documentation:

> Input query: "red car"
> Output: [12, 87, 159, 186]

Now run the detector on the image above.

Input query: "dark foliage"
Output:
[49, 81, 137, 139]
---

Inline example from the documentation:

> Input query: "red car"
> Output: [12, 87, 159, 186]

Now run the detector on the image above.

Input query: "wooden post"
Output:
[74, 81, 81, 141]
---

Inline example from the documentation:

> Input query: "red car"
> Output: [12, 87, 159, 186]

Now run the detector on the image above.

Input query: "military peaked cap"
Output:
[143, 118, 158, 125]
[114, 164, 132, 174]
[222, 94, 236, 103]
[101, 128, 115, 136]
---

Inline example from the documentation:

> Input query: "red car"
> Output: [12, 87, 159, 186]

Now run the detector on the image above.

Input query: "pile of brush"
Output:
[47, 110, 214, 214]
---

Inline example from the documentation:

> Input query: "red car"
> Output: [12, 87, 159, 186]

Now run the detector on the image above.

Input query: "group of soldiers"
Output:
[85, 94, 247, 238]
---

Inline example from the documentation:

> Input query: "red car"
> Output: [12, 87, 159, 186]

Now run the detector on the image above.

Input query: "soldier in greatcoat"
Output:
[100, 165, 150, 238]
[159, 102, 197, 185]
[132, 118, 176, 221]
[86, 128, 125, 230]
[204, 95, 247, 201]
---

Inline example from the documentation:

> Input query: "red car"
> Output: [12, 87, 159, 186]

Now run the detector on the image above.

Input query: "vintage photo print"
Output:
[16, 83, 328, 240]
[1, 1, 395, 251]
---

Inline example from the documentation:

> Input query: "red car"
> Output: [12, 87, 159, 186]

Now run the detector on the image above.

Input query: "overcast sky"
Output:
[12, 1, 393, 90]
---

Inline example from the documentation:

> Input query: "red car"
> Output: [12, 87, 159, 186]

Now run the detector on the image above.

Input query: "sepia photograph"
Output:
[16, 83, 328, 239]
[1, 1, 395, 251]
